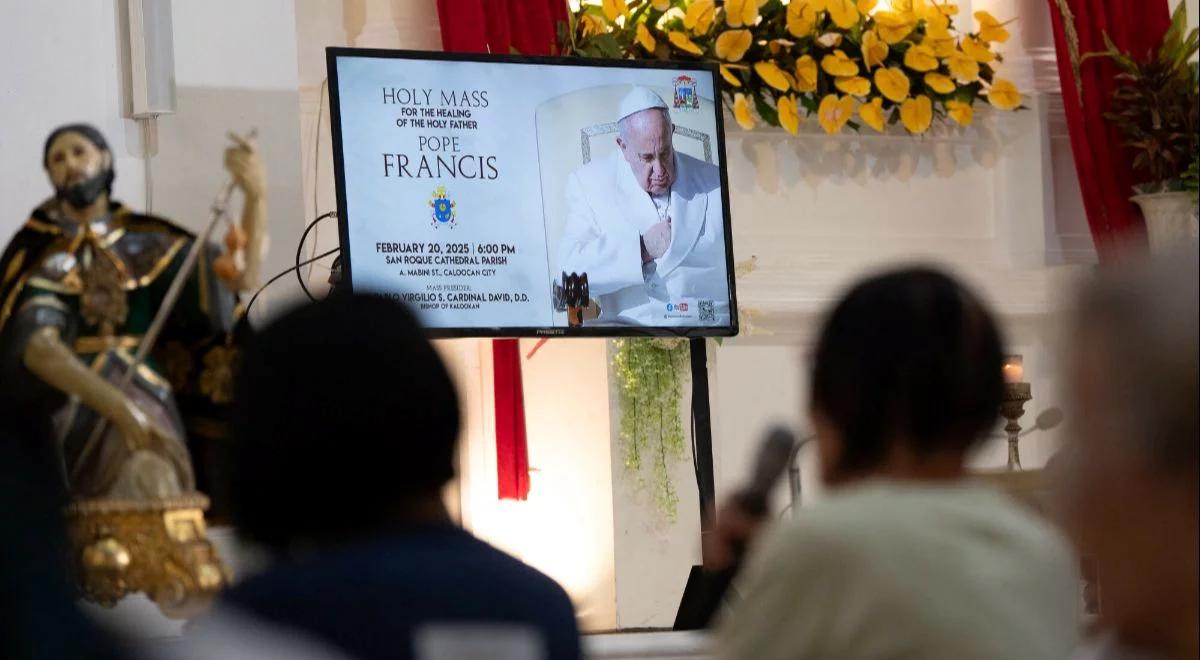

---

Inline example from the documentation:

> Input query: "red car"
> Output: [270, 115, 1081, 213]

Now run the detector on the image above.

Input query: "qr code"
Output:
[699, 300, 715, 322]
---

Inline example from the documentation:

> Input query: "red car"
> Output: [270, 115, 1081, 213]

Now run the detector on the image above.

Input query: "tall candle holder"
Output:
[1001, 355, 1031, 471]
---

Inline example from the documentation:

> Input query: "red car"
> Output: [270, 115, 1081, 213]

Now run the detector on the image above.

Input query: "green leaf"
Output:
[591, 32, 623, 59]
[752, 90, 780, 126]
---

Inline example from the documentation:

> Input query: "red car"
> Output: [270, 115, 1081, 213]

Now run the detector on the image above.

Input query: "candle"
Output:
[1002, 355, 1024, 383]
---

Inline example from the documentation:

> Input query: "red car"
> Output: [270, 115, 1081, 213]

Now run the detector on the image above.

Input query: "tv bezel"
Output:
[326, 46, 739, 338]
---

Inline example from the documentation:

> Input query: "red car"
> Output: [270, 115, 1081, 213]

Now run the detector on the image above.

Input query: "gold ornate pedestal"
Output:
[65, 493, 231, 619]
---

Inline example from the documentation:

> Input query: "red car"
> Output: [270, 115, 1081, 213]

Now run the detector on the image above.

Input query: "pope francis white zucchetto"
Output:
[555, 86, 731, 327]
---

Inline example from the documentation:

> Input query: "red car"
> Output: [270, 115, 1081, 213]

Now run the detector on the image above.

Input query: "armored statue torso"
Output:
[0, 200, 236, 499]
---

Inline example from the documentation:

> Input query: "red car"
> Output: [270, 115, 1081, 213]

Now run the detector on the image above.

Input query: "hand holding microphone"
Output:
[704, 426, 796, 572]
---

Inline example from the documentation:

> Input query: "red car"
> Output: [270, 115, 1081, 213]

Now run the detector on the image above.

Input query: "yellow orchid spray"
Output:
[563, 0, 1023, 135]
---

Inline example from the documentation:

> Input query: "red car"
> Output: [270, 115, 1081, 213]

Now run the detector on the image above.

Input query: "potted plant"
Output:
[1087, 4, 1199, 250]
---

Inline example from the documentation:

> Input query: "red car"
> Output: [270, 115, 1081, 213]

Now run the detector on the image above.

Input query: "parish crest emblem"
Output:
[673, 75, 700, 111]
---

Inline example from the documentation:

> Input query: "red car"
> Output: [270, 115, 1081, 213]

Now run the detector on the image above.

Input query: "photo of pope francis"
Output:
[555, 87, 731, 326]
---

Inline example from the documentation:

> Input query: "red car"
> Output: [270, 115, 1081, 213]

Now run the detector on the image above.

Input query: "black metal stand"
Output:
[674, 337, 720, 631]
[690, 337, 716, 539]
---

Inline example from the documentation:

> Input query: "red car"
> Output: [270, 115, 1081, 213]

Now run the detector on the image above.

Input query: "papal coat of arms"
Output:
[673, 75, 700, 111]
[429, 185, 456, 228]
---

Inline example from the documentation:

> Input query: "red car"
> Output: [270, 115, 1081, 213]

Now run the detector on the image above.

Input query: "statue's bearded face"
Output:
[46, 131, 112, 210]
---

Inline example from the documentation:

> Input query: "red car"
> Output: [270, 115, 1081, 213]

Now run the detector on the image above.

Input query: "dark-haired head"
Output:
[809, 267, 1004, 485]
[229, 294, 460, 556]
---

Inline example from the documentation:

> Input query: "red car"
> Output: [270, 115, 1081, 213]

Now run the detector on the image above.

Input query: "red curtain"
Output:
[492, 339, 531, 500]
[437, 0, 568, 56]
[438, 0, 567, 499]
[1046, 0, 1171, 258]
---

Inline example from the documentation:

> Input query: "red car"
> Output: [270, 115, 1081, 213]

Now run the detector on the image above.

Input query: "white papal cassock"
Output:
[556, 148, 731, 327]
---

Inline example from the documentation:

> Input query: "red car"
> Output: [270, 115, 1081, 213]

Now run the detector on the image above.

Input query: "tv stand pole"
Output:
[673, 337, 721, 631]
[690, 337, 716, 542]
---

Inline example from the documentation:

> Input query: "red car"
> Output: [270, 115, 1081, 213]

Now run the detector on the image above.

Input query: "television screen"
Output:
[327, 48, 738, 337]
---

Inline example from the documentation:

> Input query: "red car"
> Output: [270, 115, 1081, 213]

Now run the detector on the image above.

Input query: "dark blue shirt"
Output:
[222, 524, 580, 660]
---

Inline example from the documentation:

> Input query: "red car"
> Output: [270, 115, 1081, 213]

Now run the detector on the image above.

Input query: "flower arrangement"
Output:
[611, 338, 690, 520]
[560, 0, 1023, 135]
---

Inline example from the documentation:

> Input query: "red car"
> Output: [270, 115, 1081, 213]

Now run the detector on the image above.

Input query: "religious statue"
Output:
[0, 123, 266, 615]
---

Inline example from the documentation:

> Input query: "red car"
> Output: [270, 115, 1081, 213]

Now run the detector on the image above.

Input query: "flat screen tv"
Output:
[327, 47, 738, 337]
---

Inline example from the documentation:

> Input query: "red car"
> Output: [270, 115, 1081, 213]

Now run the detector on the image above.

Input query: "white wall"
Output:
[0, 1, 147, 241]
[154, 0, 306, 320]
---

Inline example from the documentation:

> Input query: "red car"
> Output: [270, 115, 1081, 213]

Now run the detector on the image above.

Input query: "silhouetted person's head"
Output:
[1061, 249, 1198, 657]
[809, 267, 1004, 486]
[230, 294, 460, 556]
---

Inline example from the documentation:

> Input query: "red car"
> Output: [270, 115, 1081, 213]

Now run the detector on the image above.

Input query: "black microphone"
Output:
[735, 426, 797, 517]
[690, 426, 796, 629]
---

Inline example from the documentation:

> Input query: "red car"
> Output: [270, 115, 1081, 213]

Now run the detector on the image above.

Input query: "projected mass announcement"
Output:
[333, 55, 732, 330]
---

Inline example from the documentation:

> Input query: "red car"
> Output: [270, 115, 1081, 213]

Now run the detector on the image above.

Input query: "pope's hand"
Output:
[641, 217, 672, 264]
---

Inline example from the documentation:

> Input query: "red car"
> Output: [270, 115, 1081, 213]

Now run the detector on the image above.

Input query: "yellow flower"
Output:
[815, 32, 844, 48]
[720, 64, 743, 87]
[636, 23, 657, 52]
[821, 49, 859, 77]
[715, 29, 752, 61]
[924, 24, 956, 57]
[988, 78, 1022, 110]
[858, 0, 878, 12]
[580, 13, 607, 37]
[946, 99, 974, 125]
[755, 60, 793, 91]
[794, 55, 819, 92]
[787, 0, 818, 36]
[862, 30, 889, 69]
[826, 0, 860, 29]
[960, 36, 995, 63]
[900, 94, 932, 133]
[914, 0, 945, 20]
[923, 72, 955, 94]
[818, 94, 855, 134]
[725, 0, 759, 28]
[683, 0, 716, 33]
[946, 51, 980, 82]
[859, 96, 887, 131]
[733, 92, 756, 129]
[777, 94, 801, 135]
[925, 9, 950, 32]
[904, 44, 939, 72]
[651, 0, 671, 10]
[932, 1, 958, 15]
[874, 66, 911, 102]
[602, 0, 629, 21]
[835, 75, 872, 97]
[873, 11, 915, 44]
[975, 11, 1010, 43]
[668, 30, 704, 54]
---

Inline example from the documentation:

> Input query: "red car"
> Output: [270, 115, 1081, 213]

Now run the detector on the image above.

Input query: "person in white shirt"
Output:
[556, 87, 730, 327]
[712, 267, 1079, 660]
[1060, 249, 1198, 660]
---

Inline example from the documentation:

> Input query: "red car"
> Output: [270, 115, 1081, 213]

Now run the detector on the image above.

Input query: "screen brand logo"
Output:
[429, 185, 457, 228]
[673, 76, 700, 111]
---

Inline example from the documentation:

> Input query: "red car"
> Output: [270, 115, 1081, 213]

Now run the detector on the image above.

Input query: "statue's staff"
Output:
[74, 130, 256, 480]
